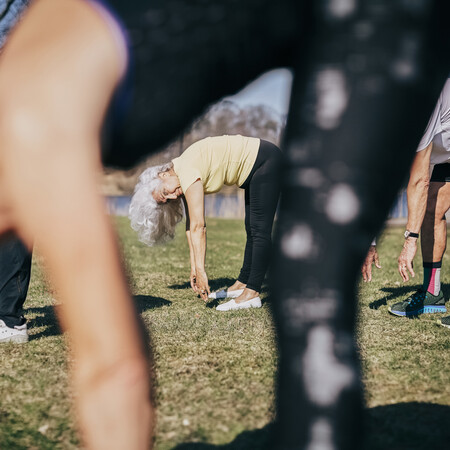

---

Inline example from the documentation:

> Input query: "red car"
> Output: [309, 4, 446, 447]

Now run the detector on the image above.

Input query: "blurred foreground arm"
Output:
[0, 0, 153, 448]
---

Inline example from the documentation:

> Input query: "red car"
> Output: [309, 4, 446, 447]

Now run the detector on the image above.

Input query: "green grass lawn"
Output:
[0, 218, 449, 449]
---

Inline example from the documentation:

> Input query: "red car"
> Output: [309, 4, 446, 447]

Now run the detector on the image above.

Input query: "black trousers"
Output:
[238, 140, 282, 292]
[0, 237, 32, 327]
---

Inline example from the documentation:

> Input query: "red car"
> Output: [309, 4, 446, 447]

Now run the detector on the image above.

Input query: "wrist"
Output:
[404, 229, 419, 239]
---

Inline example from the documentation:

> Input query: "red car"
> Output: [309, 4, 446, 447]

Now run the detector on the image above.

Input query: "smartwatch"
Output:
[404, 230, 419, 239]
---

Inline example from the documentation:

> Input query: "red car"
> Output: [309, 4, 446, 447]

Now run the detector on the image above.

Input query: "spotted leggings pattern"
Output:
[103, 0, 450, 448]
[272, 2, 449, 449]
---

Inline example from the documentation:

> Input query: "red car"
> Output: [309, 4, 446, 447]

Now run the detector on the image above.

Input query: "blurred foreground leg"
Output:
[272, 1, 450, 448]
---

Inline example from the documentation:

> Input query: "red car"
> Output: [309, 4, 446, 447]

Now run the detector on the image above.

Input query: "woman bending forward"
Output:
[130, 135, 283, 311]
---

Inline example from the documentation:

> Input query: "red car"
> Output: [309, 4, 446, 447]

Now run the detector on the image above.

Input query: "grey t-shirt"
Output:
[417, 77, 450, 165]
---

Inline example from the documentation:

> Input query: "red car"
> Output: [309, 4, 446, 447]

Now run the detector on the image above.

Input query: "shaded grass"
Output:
[0, 220, 449, 448]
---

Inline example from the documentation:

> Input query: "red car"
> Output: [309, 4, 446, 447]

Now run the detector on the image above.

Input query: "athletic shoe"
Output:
[438, 316, 450, 329]
[208, 288, 244, 300]
[0, 319, 28, 343]
[388, 289, 446, 317]
[216, 296, 262, 311]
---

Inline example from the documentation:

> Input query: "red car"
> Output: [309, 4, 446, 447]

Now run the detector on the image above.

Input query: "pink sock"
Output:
[423, 262, 442, 296]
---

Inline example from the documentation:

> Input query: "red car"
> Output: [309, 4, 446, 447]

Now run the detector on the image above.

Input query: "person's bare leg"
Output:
[421, 182, 450, 262]
[0, 0, 153, 448]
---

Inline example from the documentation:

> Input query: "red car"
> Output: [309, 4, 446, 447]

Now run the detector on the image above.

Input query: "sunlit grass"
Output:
[0, 219, 449, 449]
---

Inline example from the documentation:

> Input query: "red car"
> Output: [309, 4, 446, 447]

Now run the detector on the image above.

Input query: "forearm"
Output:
[405, 146, 432, 234]
[190, 225, 207, 272]
[406, 175, 429, 233]
[185, 230, 196, 269]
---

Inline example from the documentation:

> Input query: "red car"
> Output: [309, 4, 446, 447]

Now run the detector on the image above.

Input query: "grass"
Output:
[0, 218, 449, 449]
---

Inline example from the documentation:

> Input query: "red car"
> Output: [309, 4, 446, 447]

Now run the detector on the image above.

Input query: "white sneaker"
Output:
[208, 288, 244, 300]
[0, 319, 28, 343]
[216, 296, 262, 311]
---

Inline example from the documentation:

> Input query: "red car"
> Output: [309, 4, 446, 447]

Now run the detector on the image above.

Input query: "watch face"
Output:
[404, 230, 409, 238]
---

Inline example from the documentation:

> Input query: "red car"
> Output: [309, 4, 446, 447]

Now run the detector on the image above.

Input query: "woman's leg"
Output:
[272, 1, 450, 448]
[0, 0, 153, 448]
[234, 189, 252, 289]
[236, 143, 282, 302]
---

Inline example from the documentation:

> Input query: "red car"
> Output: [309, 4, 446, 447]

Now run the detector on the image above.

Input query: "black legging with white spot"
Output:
[104, 0, 450, 448]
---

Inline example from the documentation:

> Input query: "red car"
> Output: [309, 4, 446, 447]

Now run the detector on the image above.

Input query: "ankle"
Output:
[230, 281, 246, 291]
[236, 288, 259, 302]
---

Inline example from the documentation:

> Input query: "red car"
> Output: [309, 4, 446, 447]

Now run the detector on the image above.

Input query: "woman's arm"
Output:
[183, 180, 210, 300]
[182, 196, 198, 293]
[0, 0, 153, 448]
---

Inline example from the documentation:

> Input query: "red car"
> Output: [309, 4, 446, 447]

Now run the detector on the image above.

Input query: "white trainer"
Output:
[216, 296, 262, 311]
[208, 288, 244, 300]
[0, 319, 28, 343]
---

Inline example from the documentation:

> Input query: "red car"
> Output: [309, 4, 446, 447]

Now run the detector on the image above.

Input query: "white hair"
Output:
[128, 162, 184, 246]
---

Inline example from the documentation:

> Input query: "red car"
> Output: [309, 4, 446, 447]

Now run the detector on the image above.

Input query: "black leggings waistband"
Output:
[240, 140, 283, 189]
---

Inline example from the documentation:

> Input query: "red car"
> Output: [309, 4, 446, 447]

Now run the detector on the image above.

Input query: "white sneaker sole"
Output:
[0, 334, 28, 344]
[216, 296, 262, 311]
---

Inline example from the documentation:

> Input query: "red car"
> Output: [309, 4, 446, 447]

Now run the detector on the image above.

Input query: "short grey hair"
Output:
[128, 162, 183, 246]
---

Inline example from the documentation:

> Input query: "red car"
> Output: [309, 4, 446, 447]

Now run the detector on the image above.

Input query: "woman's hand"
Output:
[195, 269, 210, 301]
[190, 268, 199, 293]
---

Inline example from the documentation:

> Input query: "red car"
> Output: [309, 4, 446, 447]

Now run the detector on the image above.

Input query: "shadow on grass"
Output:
[168, 278, 236, 291]
[365, 402, 450, 449]
[369, 285, 421, 310]
[173, 402, 450, 450]
[133, 295, 171, 313]
[25, 295, 171, 340]
[173, 423, 273, 449]
[26, 305, 62, 340]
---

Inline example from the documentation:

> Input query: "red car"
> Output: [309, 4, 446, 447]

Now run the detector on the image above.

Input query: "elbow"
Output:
[409, 176, 429, 191]
[190, 222, 206, 233]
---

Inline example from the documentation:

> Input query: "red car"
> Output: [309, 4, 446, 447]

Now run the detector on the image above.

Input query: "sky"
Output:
[225, 68, 293, 116]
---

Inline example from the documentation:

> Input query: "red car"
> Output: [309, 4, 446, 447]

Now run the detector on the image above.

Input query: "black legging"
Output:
[238, 140, 283, 292]
[103, 0, 450, 448]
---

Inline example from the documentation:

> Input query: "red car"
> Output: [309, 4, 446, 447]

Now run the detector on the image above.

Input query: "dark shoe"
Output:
[388, 289, 446, 317]
[438, 316, 450, 329]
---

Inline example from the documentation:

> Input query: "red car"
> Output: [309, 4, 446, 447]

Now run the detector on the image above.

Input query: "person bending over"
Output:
[390, 77, 450, 327]
[129, 135, 283, 311]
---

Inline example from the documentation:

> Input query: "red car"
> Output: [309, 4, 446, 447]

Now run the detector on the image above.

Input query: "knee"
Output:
[423, 195, 440, 224]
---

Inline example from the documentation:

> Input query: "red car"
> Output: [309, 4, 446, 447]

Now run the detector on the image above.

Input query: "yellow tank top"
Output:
[172, 135, 260, 194]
